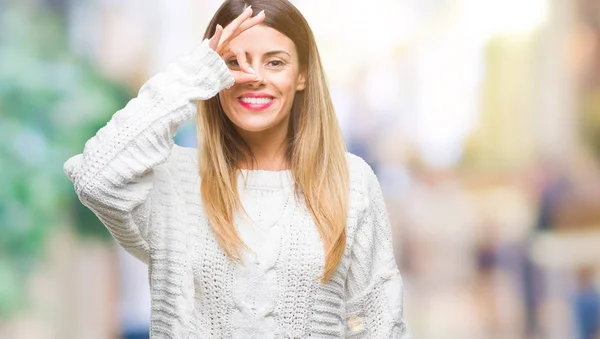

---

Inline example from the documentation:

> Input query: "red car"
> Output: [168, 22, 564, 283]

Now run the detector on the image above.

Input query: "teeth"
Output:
[239, 97, 273, 105]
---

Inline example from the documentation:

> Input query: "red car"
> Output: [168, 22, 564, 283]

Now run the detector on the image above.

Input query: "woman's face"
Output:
[218, 25, 306, 137]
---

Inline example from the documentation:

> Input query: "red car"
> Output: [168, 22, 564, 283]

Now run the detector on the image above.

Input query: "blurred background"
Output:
[1, 0, 600, 338]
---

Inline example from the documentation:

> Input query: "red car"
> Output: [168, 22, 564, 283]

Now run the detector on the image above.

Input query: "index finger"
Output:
[237, 10, 265, 33]
[230, 47, 256, 76]
[208, 24, 223, 51]
[216, 10, 265, 55]
[222, 6, 253, 39]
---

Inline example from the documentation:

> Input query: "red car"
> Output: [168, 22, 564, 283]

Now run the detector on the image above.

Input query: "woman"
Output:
[64, 0, 411, 338]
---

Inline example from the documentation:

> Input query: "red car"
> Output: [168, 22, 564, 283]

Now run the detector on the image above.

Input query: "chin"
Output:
[226, 106, 289, 134]
[231, 117, 281, 133]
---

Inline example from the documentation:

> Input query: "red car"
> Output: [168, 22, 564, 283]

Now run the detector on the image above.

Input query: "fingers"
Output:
[233, 71, 261, 84]
[216, 8, 265, 54]
[238, 10, 265, 33]
[209, 6, 267, 85]
[222, 49, 258, 84]
[230, 47, 255, 76]
[208, 24, 223, 51]
[220, 6, 253, 45]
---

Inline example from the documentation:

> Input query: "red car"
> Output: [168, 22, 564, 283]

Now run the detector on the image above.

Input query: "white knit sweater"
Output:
[64, 41, 411, 339]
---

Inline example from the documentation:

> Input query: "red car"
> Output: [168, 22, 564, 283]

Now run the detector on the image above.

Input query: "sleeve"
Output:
[63, 40, 234, 264]
[345, 164, 412, 338]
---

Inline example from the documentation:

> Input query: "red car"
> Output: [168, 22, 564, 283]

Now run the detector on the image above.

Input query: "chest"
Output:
[186, 189, 329, 336]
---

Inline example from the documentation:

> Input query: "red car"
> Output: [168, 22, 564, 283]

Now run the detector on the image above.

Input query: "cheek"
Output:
[219, 89, 235, 100]
[218, 89, 239, 108]
[270, 73, 301, 98]
[216, 91, 239, 121]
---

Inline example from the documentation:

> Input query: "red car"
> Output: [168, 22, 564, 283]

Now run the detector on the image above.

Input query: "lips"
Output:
[237, 93, 275, 111]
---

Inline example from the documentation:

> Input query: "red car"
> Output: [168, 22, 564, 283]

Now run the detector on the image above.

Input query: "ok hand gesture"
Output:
[208, 6, 265, 83]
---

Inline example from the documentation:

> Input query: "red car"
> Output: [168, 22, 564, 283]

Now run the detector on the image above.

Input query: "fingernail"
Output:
[258, 10, 265, 16]
[248, 67, 256, 74]
[246, 5, 252, 11]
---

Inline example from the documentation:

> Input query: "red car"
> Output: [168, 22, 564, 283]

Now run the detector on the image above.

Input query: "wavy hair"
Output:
[197, 0, 348, 283]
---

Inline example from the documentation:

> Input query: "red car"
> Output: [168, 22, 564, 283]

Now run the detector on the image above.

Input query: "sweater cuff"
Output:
[175, 39, 235, 97]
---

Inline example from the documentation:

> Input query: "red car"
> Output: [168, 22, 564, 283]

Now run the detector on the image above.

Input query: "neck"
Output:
[237, 125, 289, 171]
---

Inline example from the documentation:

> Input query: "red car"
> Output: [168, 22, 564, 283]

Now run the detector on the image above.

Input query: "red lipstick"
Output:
[237, 92, 275, 111]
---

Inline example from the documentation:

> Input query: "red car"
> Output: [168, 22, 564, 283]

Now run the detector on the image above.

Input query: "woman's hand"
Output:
[208, 6, 265, 83]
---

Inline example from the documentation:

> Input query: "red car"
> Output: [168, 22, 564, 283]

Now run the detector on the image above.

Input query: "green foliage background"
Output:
[0, 3, 130, 318]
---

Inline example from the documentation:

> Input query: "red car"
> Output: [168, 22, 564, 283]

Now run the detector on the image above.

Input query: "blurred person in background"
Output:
[117, 246, 151, 339]
[63, 0, 411, 338]
[572, 266, 600, 339]
[523, 159, 570, 337]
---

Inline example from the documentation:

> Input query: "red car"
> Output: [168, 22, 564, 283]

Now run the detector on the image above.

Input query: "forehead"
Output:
[228, 24, 297, 55]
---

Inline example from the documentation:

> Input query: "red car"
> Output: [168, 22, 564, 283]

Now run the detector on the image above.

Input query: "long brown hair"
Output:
[197, 0, 349, 283]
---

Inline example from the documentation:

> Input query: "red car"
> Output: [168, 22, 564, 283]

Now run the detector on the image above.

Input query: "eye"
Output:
[226, 59, 240, 67]
[267, 60, 285, 67]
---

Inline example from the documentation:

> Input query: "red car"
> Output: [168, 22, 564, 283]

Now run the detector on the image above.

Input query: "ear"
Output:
[296, 72, 307, 91]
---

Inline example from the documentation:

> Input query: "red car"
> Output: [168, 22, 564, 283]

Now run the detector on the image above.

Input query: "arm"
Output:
[64, 41, 234, 263]
[345, 164, 412, 338]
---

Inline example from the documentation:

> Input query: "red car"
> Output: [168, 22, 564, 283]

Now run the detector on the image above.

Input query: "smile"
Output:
[237, 96, 275, 111]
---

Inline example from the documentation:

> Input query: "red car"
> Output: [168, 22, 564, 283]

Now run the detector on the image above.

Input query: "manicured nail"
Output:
[258, 10, 265, 16]
[248, 67, 256, 74]
[246, 5, 252, 12]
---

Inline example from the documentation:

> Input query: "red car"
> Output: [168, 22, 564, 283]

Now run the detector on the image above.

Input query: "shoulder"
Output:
[345, 152, 382, 210]
[345, 152, 379, 190]
[345, 152, 370, 172]
[162, 145, 199, 177]
[171, 144, 197, 161]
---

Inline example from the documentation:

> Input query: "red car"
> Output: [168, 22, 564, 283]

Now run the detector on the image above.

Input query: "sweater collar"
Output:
[238, 169, 294, 189]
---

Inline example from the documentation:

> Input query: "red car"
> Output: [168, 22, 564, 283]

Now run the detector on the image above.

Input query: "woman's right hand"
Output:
[208, 6, 265, 83]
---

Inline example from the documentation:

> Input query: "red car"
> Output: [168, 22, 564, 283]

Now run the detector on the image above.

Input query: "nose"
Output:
[247, 65, 265, 87]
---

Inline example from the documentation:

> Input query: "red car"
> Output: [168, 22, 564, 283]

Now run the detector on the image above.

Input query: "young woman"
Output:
[64, 0, 411, 338]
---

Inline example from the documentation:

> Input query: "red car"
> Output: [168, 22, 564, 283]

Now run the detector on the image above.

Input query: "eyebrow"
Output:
[264, 50, 291, 58]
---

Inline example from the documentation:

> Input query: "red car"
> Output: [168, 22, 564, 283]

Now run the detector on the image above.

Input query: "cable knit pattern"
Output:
[64, 41, 411, 338]
[344, 159, 412, 338]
